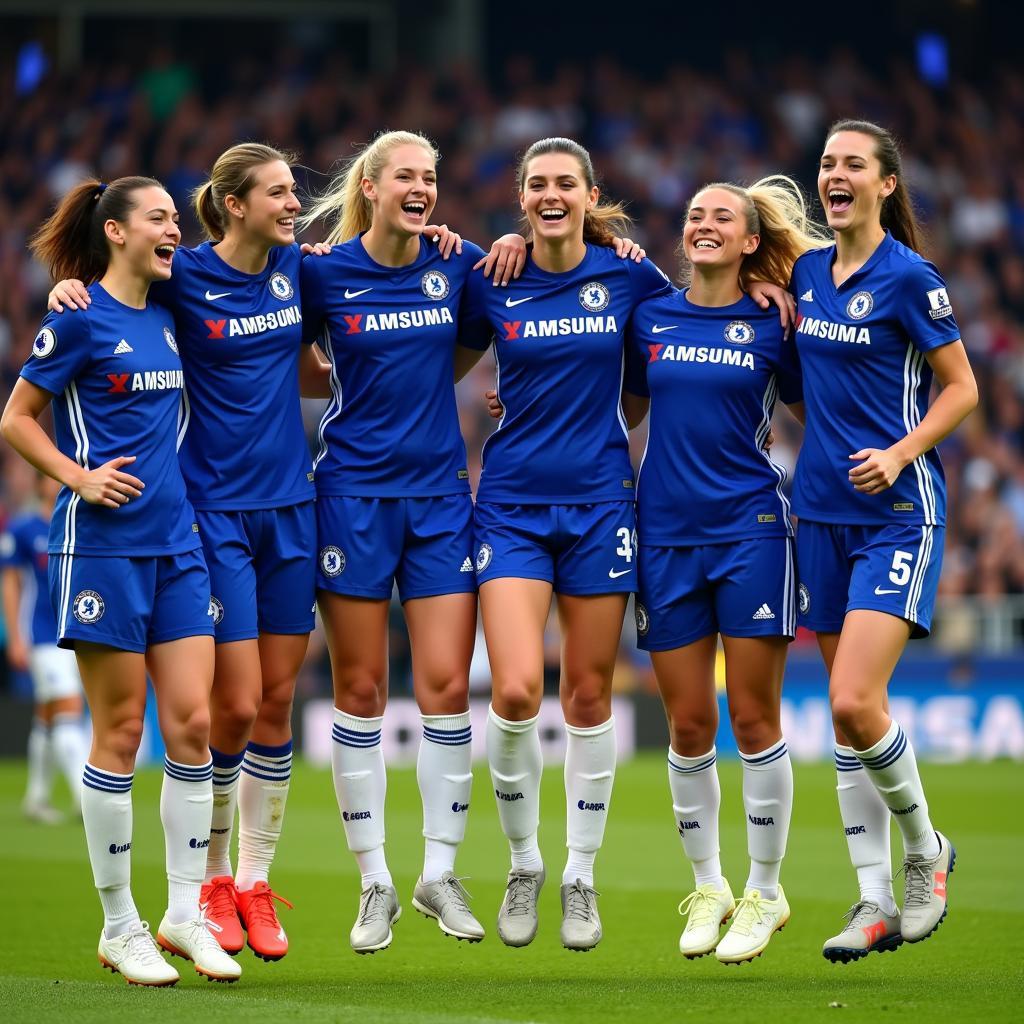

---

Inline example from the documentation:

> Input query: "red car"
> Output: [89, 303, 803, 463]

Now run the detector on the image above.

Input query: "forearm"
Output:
[1, 413, 84, 489]
[1, 573, 22, 645]
[890, 380, 977, 467]
[298, 345, 333, 399]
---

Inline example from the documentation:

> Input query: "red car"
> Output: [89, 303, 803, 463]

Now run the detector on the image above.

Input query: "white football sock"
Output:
[667, 746, 724, 890]
[206, 746, 244, 881]
[562, 718, 615, 887]
[25, 718, 52, 807]
[82, 763, 140, 939]
[835, 744, 896, 914]
[236, 739, 292, 891]
[160, 757, 213, 925]
[854, 721, 939, 859]
[740, 738, 793, 900]
[332, 709, 391, 889]
[50, 711, 86, 807]
[486, 705, 543, 872]
[418, 712, 473, 882]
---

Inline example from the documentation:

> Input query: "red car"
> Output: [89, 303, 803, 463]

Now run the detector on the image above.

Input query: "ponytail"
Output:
[515, 137, 632, 248]
[29, 176, 162, 284]
[300, 131, 440, 245]
[191, 142, 297, 242]
[678, 177, 830, 290]
[826, 119, 922, 253]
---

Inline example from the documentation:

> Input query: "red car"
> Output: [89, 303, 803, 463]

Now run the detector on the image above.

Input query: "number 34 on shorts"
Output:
[796, 521, 944, 638]
[473, 501, 637, 594]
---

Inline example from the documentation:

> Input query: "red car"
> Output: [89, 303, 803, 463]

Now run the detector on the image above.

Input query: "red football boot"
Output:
[237, 881, 294, 961]
[199, 876, 244, 956]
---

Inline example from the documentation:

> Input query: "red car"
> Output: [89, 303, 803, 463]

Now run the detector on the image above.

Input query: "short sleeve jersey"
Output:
[152, 242, 314, 511]
[300, 235, 486, 497]
[0, 514, 54, 645]
[20, 285, 200, 556]
[791, 233, 961, 526]
[459, 244, 672, 504]
[625, 290, 801, 546]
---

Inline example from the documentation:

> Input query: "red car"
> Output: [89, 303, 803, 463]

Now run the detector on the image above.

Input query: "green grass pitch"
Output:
[1, 757, 1020, 1023]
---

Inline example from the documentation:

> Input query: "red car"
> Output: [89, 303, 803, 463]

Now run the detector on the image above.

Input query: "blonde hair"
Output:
[516, 137, 631, 248]
[680, 175, 831, 290]
[300, 131, 440, 245]
[192, 142, 297, 242]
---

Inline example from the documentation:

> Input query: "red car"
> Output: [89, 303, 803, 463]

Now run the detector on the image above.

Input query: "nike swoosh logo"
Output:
[344, 288, 373, 299]
[608, 568, 633, 579]
[651, 325, 677, 334]
[874, 587, 900, 595]
[205, 290, 231, 301]
[505, 296, 534, 307]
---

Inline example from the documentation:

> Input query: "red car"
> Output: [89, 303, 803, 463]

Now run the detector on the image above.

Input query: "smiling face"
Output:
[105, 185, 180, 281]
[519, 151, 598, 245]
[226, 159, 300, 246]
[818, 130, 896, 235]
[364, 143, 437, 236]
[683, 187, 759, 274]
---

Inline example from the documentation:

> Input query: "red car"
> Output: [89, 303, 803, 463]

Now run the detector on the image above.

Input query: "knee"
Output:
[423, 673, 469, 716]
[167, 704, 212, 753]
[336, 670, 385, 719]
[668, 714, 717, 758]
[563, 672, 611, 728]
[830, 691, 877, 747]
[95, 714, 145, 766]
[258, 676, 295, 729]
[728, 703, 780, 754]
[213, 691, 261, 741]
[493, 678, 541, 722]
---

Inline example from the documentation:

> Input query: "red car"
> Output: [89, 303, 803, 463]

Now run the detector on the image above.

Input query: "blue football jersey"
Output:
[0, 513, 55, 645]
[791, 233, 960, 526]
[20, 285, 201, 557]
[625, 290, 801, 545]
[459, 244, 672, 503]
[301, 235, 485, 497]
[152, 242, 314, 511]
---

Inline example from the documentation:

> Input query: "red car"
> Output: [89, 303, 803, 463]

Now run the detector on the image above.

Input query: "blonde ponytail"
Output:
[300, 131, 440, 245]
[680, 176, 830, 289]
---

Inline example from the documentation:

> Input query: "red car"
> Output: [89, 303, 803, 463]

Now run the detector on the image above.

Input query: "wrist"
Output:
[889, 441, 914, 470]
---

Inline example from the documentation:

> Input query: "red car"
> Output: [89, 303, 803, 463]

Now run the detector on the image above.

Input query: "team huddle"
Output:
[0, 118, 976, 986]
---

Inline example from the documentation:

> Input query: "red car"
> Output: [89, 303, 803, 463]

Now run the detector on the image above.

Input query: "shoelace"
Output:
[841, 899, 882, 929]
[564, 880, 599, 923]
[678, 888, 720, 927]
[121, 922, 166, 966]
[728, 892, 769, 936]
[202, 878, 237, 920]
[245, 885, 294, 928]
[439, 875, 473, 913]
[899, 857, 935, 909]
[504, 873, 540, 916]
[357, 883, 392, 925]
[184, 908, 224, 952]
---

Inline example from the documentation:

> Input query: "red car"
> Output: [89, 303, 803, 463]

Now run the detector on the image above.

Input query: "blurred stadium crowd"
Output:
[1, 45, 1022, 692]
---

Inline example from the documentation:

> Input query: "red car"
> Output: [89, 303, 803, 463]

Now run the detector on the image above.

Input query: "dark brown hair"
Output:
[515, 137, 631, 248]
[29, 176, 163, 284]
[826, 119, 922, 253]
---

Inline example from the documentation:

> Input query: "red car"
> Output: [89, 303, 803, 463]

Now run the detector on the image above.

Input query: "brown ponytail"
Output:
[192, 142, 298, 242]
[826, 119, 922, 253]
[29, 175, 162, 284]
[515, 137, 632, 248]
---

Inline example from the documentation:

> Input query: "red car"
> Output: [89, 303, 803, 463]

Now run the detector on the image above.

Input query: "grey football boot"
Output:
[412, 872, 485, 942]
[350, 882, 401, 954]
[560, 878, 602, 952]
[497, 868, 545, 947]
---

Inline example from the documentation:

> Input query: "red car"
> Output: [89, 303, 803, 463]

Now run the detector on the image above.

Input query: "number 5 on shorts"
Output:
[889, 549, 914, 586]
